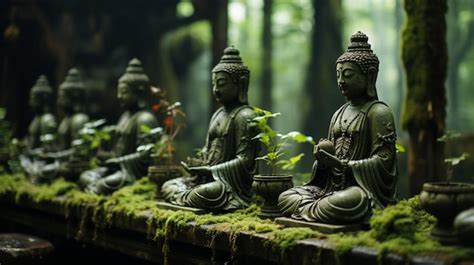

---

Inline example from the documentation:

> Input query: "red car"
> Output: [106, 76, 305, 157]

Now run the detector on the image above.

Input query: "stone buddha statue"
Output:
[278, 32, 398, 224]
[78, 58, 159, 195]
[161, 47, 260, 211]
[25, 75, 57, 153]
[56, 68, 90, 151]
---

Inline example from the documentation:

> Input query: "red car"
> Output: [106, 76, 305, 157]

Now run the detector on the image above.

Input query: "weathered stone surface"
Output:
[156, 201, 208, 214]
[274, 217, 368, 233]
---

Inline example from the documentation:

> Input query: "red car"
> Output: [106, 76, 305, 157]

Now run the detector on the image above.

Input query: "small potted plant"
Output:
[147, 86, 185, 197]
[419, 131, 474, 244]
[251, 108, 315, 218]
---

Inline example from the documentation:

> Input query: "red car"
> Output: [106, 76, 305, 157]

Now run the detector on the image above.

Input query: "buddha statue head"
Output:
[211, 46, 250, 105]
[118, 58, 150, 110]
[29, 75, 53, 113]
[58, 68, 86, 114]
[336, 31, 379, 101]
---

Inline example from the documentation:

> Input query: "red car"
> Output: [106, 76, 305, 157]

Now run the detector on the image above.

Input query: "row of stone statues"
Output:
[19, 31, 399, 226]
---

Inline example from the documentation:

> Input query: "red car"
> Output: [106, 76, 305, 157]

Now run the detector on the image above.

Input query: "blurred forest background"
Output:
[0, 0, 473, 198]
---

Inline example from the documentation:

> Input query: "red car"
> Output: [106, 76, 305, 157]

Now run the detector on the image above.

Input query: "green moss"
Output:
[267, 227, 323, 251]
[1, 174, 472, 263]
[326, 197, 471, 262]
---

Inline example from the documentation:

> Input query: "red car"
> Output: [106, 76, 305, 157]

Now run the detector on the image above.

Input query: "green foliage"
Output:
[445, 152, 470, 166]
[395, 143, 405, 153]
[437, 131, 470, 181]
[80, 120, 111, 150]
[253, 107, 315, 174]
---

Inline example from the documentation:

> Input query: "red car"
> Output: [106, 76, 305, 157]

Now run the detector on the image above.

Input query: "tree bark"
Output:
[401, 0, 448, 195]
[303, 0, 343, 140]
[261, 0, 273, 112]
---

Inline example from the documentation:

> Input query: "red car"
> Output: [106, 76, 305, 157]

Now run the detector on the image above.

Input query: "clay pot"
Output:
[253, 175, 293, 219]
[420, 182, 474, 244]
[148, 165, 182, 199]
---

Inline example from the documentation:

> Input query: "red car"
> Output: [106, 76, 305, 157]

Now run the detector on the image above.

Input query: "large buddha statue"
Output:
[278, 32, 398, 224]
[78, 58, 159, 195]
[161, 47, 260, 211]
[25, 75, 57, 152]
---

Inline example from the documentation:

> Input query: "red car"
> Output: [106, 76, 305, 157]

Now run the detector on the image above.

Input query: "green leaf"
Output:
[141, 125, 151, 133]
[445, 152, 470, 166]
[395, 143, 405, 153]
[437, 131, 461, 142]
[280, 131, 315, 144]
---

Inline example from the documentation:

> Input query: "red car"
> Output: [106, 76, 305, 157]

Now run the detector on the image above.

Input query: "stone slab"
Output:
[155, 201, 208, 214]
[274, 217, 368, 234]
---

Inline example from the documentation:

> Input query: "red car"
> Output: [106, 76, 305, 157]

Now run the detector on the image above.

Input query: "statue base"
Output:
[156, 200, 207, 214]
[274, 217, 368, 234]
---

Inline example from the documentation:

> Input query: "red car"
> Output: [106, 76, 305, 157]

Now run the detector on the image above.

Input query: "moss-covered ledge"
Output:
[0, 174, 473, 265]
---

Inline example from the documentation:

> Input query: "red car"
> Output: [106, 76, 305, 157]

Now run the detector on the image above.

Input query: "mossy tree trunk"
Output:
[260, 0, 273, 112]
[302, 0, 343, 141]
[401, 0, 448, 195]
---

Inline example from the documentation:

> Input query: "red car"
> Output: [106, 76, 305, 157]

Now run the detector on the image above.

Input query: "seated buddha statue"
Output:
[78, 58, 159, 195]
[25, 75, 57, 153]
[278, 32, 398, 224]
[161, 47, 260, 211]
[20, 75, 57, 180]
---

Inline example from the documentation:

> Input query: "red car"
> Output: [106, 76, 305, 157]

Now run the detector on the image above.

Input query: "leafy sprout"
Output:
[437, 131, 470, 182]
[252, 107, 314, 175]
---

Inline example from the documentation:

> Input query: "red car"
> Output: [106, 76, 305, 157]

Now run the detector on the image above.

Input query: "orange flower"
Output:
[152, 104, 161, 113]
[164, 116, 174, 130]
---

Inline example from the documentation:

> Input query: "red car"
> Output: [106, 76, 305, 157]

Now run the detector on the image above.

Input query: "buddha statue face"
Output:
[30, 75, 53, 113]
[212, 71, 240, 105]
[29, 92, 44, 113]
[117, 81, 138, 109]
[57, 89, 69, 109]
[336, 61, 368, 100]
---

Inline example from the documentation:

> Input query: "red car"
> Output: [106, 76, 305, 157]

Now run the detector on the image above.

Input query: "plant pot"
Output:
[148, 165, 182, 199]
[253, 174, 293, 219]
[420, 182, 474, 244]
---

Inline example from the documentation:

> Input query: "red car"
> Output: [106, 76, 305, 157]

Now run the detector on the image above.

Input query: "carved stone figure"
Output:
[278, 32, 398, 224]
[56, 68, 90, 151]
[161, 47, 260, 211]
[78, 58, 159, 195]
[25, 75, 57, 152]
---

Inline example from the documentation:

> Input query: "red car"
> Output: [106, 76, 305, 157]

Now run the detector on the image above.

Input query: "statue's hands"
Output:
[317, 149, 343, 168]
[181, 161, 212, 177]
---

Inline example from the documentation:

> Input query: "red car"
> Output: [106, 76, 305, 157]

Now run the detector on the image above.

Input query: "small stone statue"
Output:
[56, 68, 90, 151]
[161, 47, 260, 211]
[78, 58, 159, 195]
[31, 68, 90, 182]
[25, 75, 57, 152]
[278, 32, 398, 224]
